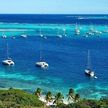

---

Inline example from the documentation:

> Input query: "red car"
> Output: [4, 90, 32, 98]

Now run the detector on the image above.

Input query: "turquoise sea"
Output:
[0, 14, 108, 99]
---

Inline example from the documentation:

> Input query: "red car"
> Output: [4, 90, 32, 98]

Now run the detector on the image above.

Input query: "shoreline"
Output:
[39, 95, 69, 106]
[0, 88, 108, 108]
[0, 87, 104, 101]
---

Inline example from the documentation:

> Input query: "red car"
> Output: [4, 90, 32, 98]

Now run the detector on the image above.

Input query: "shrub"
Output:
[0, 89, 43, 107]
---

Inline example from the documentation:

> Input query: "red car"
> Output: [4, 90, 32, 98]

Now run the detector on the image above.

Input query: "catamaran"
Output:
[36, 39, 49, 68]
[85, 50, 97, 79]
[2, 44, 14, 66]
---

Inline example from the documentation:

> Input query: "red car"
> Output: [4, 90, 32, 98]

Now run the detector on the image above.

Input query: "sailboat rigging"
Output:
[35, 37, 49, 69]
[85, 50, 97, 79]
[2, 43, 14, 66]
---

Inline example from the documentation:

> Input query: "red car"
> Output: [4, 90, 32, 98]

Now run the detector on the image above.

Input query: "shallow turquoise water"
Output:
[0, 23, 108, 38]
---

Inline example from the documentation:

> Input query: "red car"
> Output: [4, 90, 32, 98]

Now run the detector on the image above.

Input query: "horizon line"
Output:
[0, 13, 108, 15]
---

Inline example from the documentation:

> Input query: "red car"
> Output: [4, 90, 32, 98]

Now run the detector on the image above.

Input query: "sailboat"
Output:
[39, 28, 44, 37]
[39, 28, 47, 39]
[21, 33, 27, 38]
[57, 28, 62, 38]
[75, 23, 80, 35]
[2, 33, 7, 38]
[63, 28, 67, 37]
[35, 39, 49, 69]
[85, 50, 97, 79]
[2, 43, 14, 66]
[21, 34, 27, 38]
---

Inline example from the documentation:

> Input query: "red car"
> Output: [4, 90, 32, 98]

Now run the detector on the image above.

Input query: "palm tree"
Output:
[54, 92, 64, 105]
[67, 88, 75, 103]
[45, 91, 53, 103]
[75, 93, 80, 102]
[34, 88, 42, 98]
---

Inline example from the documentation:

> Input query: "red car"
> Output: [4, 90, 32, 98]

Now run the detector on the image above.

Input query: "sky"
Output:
[0, 0, 108, 14]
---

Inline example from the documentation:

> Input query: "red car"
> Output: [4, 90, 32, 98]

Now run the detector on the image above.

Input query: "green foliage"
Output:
[56, 98, 108, 108]
[78, 99, 100, 108]
[0, 88, 108, 108]
[34, 88, 42, 98]
[67, 103, 91, 108]
[74, 94, 80, 102]
[54, 92, 64, 106]
[69, 89, 74, 96]
[45, 91, 53, 102]
[68, 88, 75, 102]
[0, 89, 43, 108]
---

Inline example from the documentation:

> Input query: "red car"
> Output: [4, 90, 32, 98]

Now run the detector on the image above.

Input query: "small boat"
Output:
[2, 44, 14, 66]
[2, 58, 14, 66]
[57, 28, 63, 38]
[85, 50, 97, 79]
[85, 69, 97, 78]
[2, 34, 7, 38]
[40, 34, 47, 39]
[36, 39, 49, 69]
[86, 32, 94, 36]
[63, 28, 67, 37]
[75, 29, 80, 35]
[36, 57, 49, 69]
[39, 28, 44, 37]
[75, 23, 80, 35]
[12, 36, 16, 39]
[39, 29, 47, 39]
[36, 61, 49, 68]
[21, 34, 27, 38]
[40, 34, 44, 37]
[57, 35, 63, 38]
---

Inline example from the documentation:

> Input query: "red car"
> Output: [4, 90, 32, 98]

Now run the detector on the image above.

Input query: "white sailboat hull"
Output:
[57, 35, 62, 38]
[36, 62, 49, 68]
[75, 29, 80, 35]
[2, 59, 14, 66]
[21, 35, 27, 38]
[85, 69, 95, 77]
[85, 69, 97, 78]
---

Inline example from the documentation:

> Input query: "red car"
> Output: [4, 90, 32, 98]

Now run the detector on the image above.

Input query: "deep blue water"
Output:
[0, 14, 108, 99]
[0, 14, 108, 24]
[0, 37, 108, 99]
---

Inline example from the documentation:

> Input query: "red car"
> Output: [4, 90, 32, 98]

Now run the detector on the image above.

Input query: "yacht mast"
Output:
[39, 40, 42, 61]
[6, 43, 9, 59]
[87, 50, 91, 69]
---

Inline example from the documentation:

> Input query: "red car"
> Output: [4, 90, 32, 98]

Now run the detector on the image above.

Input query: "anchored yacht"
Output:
[2, 58, 14, 66]
[36, 38, 49, 69]
[57, 28, 63, 38]
[21, 34, 27, 38]
[85, 50, 97, 79]
[2, 34, 7, 38]
[75, 23, 80, 35]
[36, 61, 49, 68]
[2, 44, 14, 66]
